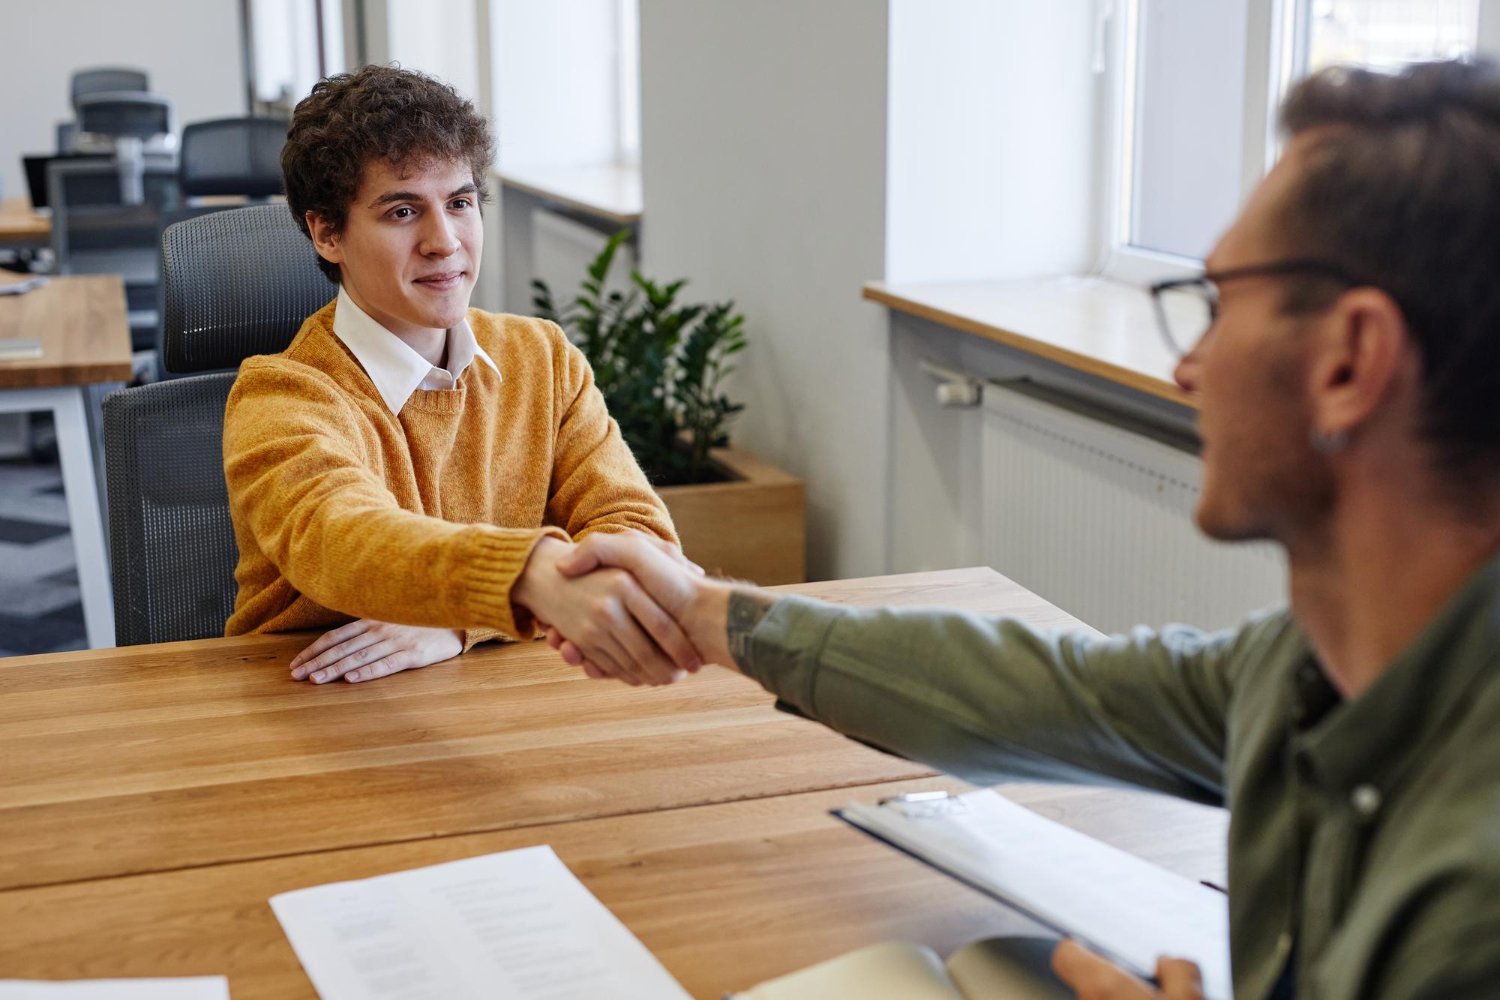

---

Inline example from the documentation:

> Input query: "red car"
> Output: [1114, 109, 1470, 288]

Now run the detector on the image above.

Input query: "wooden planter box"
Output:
[658, 446, 806, 585]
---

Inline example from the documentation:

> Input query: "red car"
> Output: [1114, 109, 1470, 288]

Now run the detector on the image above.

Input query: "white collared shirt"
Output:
[331, 286, 501, 415]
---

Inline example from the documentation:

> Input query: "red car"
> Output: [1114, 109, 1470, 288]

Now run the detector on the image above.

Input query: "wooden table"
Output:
[0, 197, 50, 250]
[0, 568, 1228, 996]
[0, 272, 130, 648]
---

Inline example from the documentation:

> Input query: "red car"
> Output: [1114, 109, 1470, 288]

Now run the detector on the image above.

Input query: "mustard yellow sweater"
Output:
[222, 300, 677, 643]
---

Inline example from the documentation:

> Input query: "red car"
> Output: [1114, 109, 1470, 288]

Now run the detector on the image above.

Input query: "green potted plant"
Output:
[533, 230, 745, 485]
[533, 231, 805, 583]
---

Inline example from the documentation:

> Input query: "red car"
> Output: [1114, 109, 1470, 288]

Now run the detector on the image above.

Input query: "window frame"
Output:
[1098, 0, 1498, 280]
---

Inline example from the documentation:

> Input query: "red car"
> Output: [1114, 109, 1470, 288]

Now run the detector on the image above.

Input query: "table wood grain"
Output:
[0, 778, 1226, 999]
[0, 197, 49, 244]
[0, 568, 1092, 892]
[0, 272, 131, 387]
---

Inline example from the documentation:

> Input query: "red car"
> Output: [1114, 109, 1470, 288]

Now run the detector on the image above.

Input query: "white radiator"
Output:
[979, 384, 1285, 635]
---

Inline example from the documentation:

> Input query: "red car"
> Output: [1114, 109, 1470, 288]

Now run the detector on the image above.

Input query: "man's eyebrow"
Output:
[368, 190, 420, 208]
[366, 183, 478, 209]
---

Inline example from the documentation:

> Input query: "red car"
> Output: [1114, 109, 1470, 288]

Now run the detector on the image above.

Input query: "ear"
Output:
[306, 211, 344, 268]
[1305, 287, 1412, 442]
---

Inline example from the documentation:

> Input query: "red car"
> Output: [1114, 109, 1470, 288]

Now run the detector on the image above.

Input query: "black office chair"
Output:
[61, 69, 153, 155]
[75, 93, 172, 142]
[103, 205, 332, 645]
[150, 117, 292, 380]
[48, 159, 181, 351]
[177, 117, 287, 199]
[70, 67, 150, 109]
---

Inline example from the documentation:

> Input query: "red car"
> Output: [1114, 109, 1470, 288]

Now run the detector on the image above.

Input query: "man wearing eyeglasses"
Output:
[543, 60, 1500, 999]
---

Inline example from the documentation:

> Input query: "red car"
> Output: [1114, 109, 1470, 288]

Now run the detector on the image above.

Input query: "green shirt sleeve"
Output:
[740, 595, 1261, 805]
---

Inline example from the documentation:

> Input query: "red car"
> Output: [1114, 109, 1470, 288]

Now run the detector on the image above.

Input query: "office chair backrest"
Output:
[104, 372, 241, 645]
[76, 93, 172, 141]
[105, 204, 332, 645]
[158, 204, 331, 373]
[48, 160, 179, 263]
[179, 117, 287, 198]
[71, 67, 149, 109]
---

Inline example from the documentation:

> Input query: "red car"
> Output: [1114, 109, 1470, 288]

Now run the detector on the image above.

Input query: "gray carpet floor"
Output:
[0, 453, 87, 657]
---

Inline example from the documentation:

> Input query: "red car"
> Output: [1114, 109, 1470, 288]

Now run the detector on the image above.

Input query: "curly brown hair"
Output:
[281, 64, 494, 283]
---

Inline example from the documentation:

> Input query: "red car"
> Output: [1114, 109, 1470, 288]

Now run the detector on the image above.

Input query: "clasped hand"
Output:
[536, 532, 730, 684]
[512, 534, 706, 686]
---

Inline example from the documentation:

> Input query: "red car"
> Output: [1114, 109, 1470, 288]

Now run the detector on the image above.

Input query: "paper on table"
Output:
[837, 790, 1232, 1000]
[0, 340, 42, 361]
[0, 277, 47, 296]
[0, 979, 228, 999]
[270, 845, 690, 1000]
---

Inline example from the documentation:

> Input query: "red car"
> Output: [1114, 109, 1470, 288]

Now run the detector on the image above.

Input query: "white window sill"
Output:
[496, 163, 642, 226]
[863, 275, 1192, 409]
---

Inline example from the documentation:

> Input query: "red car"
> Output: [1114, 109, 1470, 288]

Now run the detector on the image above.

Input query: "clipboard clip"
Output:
[878, 790, 971, 819]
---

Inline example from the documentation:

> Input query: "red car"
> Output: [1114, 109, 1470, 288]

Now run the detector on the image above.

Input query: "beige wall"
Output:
[639, 0, 892, 580]
[0, 0, 246, 200]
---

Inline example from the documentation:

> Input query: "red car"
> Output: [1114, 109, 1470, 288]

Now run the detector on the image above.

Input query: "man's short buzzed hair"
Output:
[281, 64, 495, 283]
[1277, 59, 1500, 493]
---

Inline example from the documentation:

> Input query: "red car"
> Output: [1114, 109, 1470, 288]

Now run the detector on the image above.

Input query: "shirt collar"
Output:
[1293, 549, 1500, 796]
[330, 286, 499, 415]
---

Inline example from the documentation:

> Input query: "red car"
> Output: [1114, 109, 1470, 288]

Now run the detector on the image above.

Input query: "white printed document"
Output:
[270, 845, 690, 1000]
[0, 980, 228, 999]
[836, 790, 1232, 1000]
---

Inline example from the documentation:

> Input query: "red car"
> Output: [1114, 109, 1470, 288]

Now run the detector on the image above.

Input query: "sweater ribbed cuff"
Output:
[460, 626, 505, 652]
[460, 526, 570, 639]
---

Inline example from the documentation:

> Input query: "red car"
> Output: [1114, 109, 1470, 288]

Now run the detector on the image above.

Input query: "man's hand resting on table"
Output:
[291, 620, 463, 684]
[512, 535, 706, 686]
[1052, 941, 1205, 1000]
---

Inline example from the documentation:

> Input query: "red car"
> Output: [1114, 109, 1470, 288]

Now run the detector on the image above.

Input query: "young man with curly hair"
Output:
[222, 65, 696, 686]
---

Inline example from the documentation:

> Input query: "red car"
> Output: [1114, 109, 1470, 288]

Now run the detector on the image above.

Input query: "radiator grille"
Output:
[980, 385, 1285, 634]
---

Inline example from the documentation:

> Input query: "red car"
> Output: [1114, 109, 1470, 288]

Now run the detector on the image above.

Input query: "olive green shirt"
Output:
[738, 559, 1500, 999]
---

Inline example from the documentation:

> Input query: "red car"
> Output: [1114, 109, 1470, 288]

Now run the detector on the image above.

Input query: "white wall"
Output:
[0, 0, 245, 200]
[640, 0, 892, 580]
[490, 0, 622, 168]
[885, 0, 1098, 283]
[387, 0, 480, 103]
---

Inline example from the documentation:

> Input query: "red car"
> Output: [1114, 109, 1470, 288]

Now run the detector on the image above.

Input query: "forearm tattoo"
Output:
[725, 590, 774, 670]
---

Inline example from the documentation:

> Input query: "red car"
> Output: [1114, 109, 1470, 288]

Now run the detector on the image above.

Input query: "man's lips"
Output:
[414, 272, 465, 289]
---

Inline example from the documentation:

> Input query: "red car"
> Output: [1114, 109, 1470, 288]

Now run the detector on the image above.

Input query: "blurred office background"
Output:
[0, 0, 1489, 654]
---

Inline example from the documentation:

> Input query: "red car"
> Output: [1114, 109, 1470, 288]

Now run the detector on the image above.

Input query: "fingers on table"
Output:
[292, 622, 382, 680]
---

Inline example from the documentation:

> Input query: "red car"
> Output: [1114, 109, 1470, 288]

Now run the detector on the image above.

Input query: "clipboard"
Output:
[834, 789, 1232, 1000]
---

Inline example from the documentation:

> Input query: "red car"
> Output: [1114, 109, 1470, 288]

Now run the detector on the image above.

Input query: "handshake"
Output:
[513, 532, 747, 686]
[290, 531, 750, 686]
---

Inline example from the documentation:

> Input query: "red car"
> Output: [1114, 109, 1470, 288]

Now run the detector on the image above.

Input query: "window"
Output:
[1304, 0, 1479, 72]
[490, 0, 640, 170]
[244, 0, 344, 116]
[1104, 0, 1493, 279]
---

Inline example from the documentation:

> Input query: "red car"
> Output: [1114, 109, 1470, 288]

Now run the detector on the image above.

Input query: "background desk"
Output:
[0, 272, 130, 648]
[0, 197, 49, 251]
[0, 568, 1228, 996]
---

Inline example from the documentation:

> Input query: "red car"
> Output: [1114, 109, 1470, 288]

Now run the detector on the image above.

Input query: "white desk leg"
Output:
[54, 386, 114, 648]
[0, 387, 115, 649]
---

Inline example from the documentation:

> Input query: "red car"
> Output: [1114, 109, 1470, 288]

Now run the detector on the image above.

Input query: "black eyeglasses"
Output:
[1148, 259, 1368, 357]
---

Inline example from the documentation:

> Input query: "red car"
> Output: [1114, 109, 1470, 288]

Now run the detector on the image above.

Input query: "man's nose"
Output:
[420, 212, 460, 256]
[1174, 345, 1202, 395]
